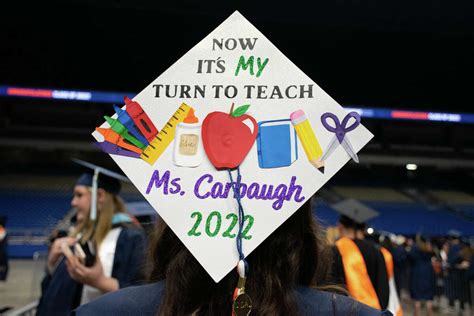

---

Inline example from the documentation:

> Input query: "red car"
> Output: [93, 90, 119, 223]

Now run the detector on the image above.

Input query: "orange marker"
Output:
[95, 127, 143, 155]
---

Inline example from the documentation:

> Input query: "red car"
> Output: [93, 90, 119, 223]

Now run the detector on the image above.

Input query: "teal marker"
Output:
[104, 116, 146, 150]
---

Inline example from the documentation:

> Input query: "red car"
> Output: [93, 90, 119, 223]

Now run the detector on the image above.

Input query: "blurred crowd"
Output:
[358, 231, 474, 315]
[0, 170, 472, 316]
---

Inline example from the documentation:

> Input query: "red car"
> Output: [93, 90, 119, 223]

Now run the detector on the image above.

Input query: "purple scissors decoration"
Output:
[320, 111, 361, 163]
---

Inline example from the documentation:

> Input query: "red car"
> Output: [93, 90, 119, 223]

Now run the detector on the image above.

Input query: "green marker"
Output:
[104, 116, 146, 150]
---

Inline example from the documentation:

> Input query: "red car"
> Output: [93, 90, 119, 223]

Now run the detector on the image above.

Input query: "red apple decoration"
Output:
[202, 104, 258, 169]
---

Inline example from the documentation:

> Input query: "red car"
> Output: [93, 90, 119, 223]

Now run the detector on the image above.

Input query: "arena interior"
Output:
[0, 2, 473, 315]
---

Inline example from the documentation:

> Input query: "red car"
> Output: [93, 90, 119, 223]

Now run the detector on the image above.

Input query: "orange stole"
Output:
[380, 247, 394, 278]
[380, 247, 403, 316]
[336, 237, 381, 310]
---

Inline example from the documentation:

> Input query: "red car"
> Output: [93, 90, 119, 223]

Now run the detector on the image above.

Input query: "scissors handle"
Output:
[341, 112, 361, 133]
[321, 111, 361, 143]
[320, 113, 339, 133]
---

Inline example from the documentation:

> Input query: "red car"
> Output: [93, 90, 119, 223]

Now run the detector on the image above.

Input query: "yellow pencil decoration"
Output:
[290, 110, 325, 173]
[140, 103, 192, 165]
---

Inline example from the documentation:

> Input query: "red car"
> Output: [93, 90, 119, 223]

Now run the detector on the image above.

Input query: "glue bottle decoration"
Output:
[173, 108, 203, 167]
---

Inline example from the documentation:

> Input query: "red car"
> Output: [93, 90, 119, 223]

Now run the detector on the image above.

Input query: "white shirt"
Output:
[80, 227, 122, 305]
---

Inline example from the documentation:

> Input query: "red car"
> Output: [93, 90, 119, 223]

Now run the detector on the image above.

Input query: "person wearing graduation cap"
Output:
[36, 160, 146, 316]
[330, 199, 390, 312]
[72, 195, 392, 316]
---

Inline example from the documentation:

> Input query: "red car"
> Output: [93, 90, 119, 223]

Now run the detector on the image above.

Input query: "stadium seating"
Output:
[2, 184, 473, 258]
[0, 190, 71, 257]
[315, 200, 474, 236]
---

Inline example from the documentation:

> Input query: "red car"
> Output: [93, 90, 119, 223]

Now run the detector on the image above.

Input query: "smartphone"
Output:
[60, 241, 75, 260]
[80, 240, 96, 267]
[74, 243, 86, 264]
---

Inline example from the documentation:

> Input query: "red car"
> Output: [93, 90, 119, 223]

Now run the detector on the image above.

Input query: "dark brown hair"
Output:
[416, 234, 433, 253]
[147, 198, 336, 315]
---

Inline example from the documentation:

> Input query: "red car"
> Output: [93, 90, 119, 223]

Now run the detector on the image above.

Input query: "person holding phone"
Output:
[36, 161, 146, 316]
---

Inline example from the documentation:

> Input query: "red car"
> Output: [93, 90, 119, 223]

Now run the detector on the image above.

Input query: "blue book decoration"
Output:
[257, 119, 298, 169]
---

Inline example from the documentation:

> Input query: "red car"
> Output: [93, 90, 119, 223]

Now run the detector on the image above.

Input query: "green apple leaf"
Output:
[231, 104, 250, 117]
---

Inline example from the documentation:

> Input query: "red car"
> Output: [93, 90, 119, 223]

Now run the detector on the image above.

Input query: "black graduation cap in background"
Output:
[331, 198, 379, 228]
[73, 159, 130, 221]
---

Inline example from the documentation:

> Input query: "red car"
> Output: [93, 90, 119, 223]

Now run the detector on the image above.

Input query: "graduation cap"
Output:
[90, 11, 374, 288]
[73, 159, 130, 221]
[332, 199, 379, 229]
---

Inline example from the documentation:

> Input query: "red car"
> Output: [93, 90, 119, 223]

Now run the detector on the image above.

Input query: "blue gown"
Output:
[407, 246, 435, 300]
[73, 281, 392, 315]
[36, 226, 146, 316]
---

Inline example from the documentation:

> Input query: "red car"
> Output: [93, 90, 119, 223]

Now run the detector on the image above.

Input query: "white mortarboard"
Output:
[73, 158, 130, 221]
[332, 198, 379, 225]
[91, 11, 374, 283]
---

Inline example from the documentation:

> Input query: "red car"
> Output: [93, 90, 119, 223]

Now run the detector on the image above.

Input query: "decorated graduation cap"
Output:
[73, 159, 130, 221]
[91, 11, 374, 314]
[332, 198, 379, 229]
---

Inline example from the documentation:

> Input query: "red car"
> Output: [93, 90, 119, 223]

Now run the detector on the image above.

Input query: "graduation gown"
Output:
[331, 239, 390, 310]
[407, 246, 435, 300]
[73, 281, 392, 316]
[36, 226, 146, 316]
[0, 231, 8, 281]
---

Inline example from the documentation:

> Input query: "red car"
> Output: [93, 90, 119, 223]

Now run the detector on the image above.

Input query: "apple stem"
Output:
[229, 102, 235, 116]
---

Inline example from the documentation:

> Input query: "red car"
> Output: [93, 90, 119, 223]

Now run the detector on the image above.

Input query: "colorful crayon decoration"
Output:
[140, 103, 191, 165]
[290, 110, 324, 173]
[113, 105, 149, 146]
[94, 142, 141, 158]
[104, 115, 146, 150]
[95, 127, 143, 155]
[124, 96, 159, 142]
[96, 98, 198, 167]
